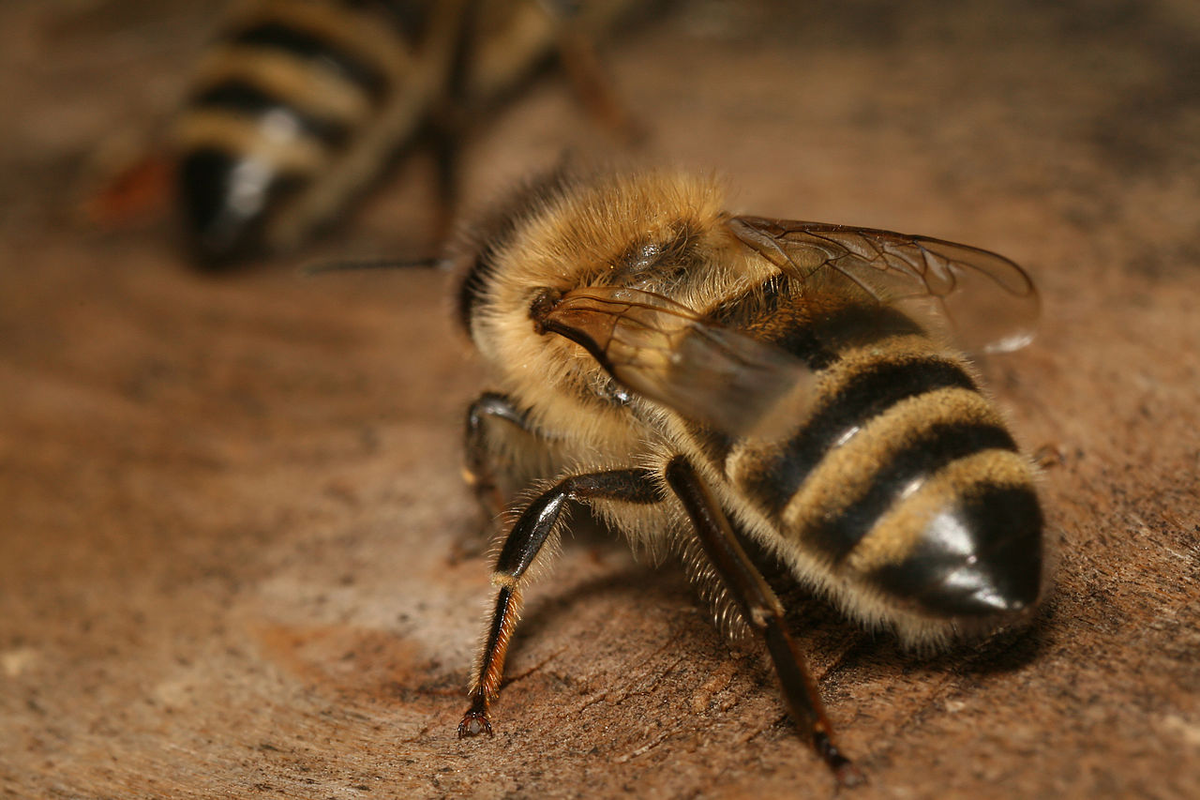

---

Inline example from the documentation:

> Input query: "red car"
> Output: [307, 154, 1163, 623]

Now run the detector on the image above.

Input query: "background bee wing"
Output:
[727, 216, 1040, 354]
[542, 288, 817, 437]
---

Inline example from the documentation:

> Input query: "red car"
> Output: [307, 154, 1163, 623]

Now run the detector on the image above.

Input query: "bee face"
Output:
[459, 170, 754, 412]
[451, 168, 1044, 785]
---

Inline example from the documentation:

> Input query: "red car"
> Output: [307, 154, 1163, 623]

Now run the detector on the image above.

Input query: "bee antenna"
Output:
[300, 255, 446, 276]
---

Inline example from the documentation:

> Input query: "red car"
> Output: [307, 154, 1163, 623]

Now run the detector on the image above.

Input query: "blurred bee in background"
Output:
[450, 167, 1044, 786]
[89, 0, 640, 266]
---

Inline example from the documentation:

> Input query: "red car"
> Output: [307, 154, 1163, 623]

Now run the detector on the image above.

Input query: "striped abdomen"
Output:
[698, 284, 1042, 626]
[173, 0, 418, 263]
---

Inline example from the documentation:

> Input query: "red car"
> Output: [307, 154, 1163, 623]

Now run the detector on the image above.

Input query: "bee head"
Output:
[454, 168, 733, 415]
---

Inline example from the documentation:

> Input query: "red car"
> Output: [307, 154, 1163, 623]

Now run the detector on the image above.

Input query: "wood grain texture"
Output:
[2, 1, 1198, 798]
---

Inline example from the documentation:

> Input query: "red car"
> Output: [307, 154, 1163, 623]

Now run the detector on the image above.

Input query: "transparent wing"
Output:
[538, 287, 817, 437]
[727, 216, 1040, 353]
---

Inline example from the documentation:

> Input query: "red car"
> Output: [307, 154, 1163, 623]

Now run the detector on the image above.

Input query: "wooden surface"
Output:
[3, 1, 1199, 798]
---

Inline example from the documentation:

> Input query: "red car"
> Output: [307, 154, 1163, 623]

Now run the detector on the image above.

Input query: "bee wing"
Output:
[728, 216, 1040, 354]
[540, 287, 817, 437]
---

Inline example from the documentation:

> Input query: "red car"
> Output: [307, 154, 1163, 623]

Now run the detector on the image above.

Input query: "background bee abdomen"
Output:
[190, 80, 357, 149]
[228, 21, 392, 102]
[176, 76, 351, 259]
[173, 0, 406, 262]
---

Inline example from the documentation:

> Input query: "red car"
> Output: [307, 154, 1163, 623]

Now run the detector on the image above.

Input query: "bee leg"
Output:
[429, 126, 461, 245]
[1032, 443, 1066, 469]
[546, 4, 642, 143]
[458, 468, 661, 739]
[419, 0, 478, 245]
[663, 457, 866, 788]
[463, 392, 537, 519]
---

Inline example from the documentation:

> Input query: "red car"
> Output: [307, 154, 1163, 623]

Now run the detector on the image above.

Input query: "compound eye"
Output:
[609, 226, 696, 287]
[604, 240, 663, 287]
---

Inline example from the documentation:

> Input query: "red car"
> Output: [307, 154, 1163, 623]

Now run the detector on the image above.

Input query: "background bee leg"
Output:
[425, 0, 478, 245]
[546, 2, 642, 143]
[663, 457, 866, 788]
[458, 467, 661, 739]
[428, 122, 462, 245]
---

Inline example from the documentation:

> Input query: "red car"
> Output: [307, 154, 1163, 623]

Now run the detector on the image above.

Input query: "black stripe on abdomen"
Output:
[743, 358, 979, 514]
[708, 275, 927, 371]
[805, 421, 1018, 564]
[177, 148, 308, 263]
[771, 303, 926, 371]
[230, 21, 390, 102]
[190, 80, 353, 149]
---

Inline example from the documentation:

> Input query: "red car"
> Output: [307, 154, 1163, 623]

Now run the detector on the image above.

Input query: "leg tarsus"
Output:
[457, 692, 493, 739]
[815, 731, 867, 787]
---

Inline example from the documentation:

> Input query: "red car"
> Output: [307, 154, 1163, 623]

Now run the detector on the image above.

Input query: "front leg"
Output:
[463, 391, 541, 519]
[457, 468, 661, 738]
[663, 456, 865, 787]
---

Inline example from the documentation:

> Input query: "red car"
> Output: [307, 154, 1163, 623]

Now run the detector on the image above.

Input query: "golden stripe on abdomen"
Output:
[227, 21, 391, 102]
[802, 419, 1016, 564]
[760, 384, 1014, 563]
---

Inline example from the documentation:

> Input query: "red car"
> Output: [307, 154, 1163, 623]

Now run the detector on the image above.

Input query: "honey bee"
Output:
[449, 168, 1044, 785]
[172, 0, 636, 265]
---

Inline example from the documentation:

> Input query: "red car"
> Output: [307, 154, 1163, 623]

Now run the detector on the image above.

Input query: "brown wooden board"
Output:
[2, 2, 1198, 798]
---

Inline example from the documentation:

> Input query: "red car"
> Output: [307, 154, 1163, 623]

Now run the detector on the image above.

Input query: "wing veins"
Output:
[726, 216, 1038, 353]
[542, 286, 818, 436]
